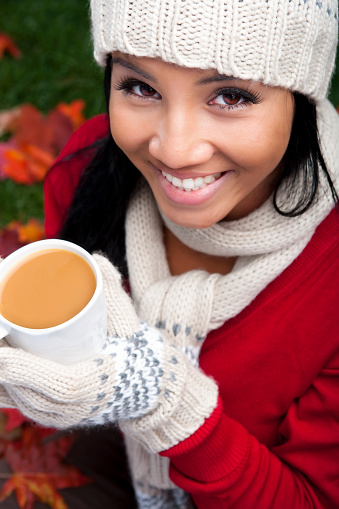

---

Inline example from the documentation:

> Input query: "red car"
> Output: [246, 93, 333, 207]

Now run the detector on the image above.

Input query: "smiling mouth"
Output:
[161, 170, 223, 191]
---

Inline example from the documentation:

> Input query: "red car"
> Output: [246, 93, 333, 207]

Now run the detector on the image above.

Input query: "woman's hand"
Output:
[0, 254, 218, 452]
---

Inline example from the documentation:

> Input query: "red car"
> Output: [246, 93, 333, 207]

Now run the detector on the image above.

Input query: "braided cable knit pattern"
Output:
[90, 0, 338, 100]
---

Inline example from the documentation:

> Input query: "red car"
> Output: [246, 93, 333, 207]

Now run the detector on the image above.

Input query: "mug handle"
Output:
[0, 324, 9, 340]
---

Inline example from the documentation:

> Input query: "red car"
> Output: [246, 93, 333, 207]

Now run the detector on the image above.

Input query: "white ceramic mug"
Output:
[0, 239, 107, 365]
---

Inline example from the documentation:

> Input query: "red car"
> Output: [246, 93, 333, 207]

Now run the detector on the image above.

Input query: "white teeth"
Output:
[204, 174, 215, 184]
[182, 178, 194, 190]
[161, 171, 221, 191]
[165, 173, 173, 183]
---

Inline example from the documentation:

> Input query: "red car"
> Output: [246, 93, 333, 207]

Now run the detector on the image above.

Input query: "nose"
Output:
[148, 107, 214, 169]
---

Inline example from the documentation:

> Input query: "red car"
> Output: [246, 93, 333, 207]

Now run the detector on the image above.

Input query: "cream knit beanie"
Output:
[90, 0, 338, 101]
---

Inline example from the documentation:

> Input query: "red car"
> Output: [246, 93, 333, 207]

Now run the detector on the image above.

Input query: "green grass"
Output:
[0, 180, 44, 226]
[0, 0, 339, 229]
[0, 0, 104, 229]
[0, 0, 104, 116]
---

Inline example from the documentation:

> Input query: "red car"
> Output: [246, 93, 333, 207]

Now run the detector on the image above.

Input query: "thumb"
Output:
[93, 253, 140, 337]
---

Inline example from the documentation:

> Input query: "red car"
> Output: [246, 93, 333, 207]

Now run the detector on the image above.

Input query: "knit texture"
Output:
[90, 0, 338, 101]
[122, 99, 339, 508]
[0, 255, 218, 440]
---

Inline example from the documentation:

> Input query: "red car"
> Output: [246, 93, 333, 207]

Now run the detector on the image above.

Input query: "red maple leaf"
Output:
[3, 143, 55, 184]
[0, 101, 85, 185]
[0, 426, 92, 509]
[15, 219, 45, 244]
[0, 226, 26, 259]
[0, 33, 21, 59]
[56, 100, 86, 130]
[4, 104, 74, 156]
[0, 139, 17, 180]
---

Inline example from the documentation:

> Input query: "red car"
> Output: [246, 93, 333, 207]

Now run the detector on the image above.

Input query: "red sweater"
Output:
[44, 115, 339, 509]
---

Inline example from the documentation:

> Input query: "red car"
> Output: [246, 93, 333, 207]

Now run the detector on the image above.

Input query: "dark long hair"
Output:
[60, 54, 338, 275]
[274, 93, 338, 216]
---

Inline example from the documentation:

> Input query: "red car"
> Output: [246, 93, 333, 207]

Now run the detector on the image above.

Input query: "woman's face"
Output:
[109, 52, 295, 228]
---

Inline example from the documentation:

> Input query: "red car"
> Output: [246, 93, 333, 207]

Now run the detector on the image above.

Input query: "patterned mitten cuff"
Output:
[0, 322, 185, 428]
[120, 351, 219, 453]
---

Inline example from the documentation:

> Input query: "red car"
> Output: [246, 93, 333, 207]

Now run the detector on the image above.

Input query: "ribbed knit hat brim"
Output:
[91, 0, 338, 101]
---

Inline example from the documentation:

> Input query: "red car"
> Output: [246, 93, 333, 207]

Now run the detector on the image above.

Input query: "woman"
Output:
[1, 0, 339, 507]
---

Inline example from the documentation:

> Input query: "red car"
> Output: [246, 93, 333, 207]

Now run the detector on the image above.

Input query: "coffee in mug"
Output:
[0, 239, 107, 364]
[0, 249, 97, 329]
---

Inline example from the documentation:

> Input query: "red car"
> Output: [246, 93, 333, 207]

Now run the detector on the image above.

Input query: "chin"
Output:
[162, 209, 221, 230]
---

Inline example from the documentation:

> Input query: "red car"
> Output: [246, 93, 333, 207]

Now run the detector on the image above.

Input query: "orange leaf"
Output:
[16, 219, 45, 244]
[0, 33, 21, 59]
[56, 100, 86, 130]
[7, 104, 74, 156]
[4, 143, 54, 184]
[25, 159, 48, 182]
[1, 426, 92, 509]
[0, 220, 45, 258]
[23, 144, 55, 168]
[0, 475, 35, 509]
[0, 101, 86, 185]
[24, 475, 68, 509]
[8, 105, 51, 152]
[3, 148, 33, 184]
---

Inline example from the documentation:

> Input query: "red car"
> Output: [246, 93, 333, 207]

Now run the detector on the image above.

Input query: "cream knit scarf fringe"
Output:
[123, 100, 339, 508]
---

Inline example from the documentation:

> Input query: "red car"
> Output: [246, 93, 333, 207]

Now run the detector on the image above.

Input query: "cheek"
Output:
[109, 99, 148, 156]
[232, 114, 292, 175]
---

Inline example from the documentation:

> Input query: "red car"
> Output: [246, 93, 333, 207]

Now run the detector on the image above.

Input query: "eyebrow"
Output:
[112, 56, 235, 86]
[111, 57, 157, 82]
[195, 74, 235, 85]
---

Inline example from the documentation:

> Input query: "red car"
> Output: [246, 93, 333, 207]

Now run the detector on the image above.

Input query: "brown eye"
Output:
[222, 93, 241, 105]
[210, 91, 246, 108]
[115, 78, 161, 100]
[130, 83, 161, 99]
[139, 84, 157, 96]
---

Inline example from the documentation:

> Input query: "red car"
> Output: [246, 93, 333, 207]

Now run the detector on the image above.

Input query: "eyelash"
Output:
[114, 77, 263, 110]
[114, 78, 160, 101]
[211, 87, 263, 109]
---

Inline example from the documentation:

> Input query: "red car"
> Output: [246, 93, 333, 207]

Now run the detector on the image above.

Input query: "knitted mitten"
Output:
[119, 359, 218, 453]
[0, 254, 218, 445]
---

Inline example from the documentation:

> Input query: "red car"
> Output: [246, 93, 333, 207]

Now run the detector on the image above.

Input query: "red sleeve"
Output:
[160, 211, 339, 508]
[162, 369, 339, 509]
[43, 114, 110, 239]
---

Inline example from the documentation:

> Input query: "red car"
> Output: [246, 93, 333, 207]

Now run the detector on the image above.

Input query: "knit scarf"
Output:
[123, 99, 339, 509]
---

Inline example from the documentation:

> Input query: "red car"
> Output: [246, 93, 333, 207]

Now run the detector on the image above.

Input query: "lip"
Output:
[153, 165, 234, 206]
